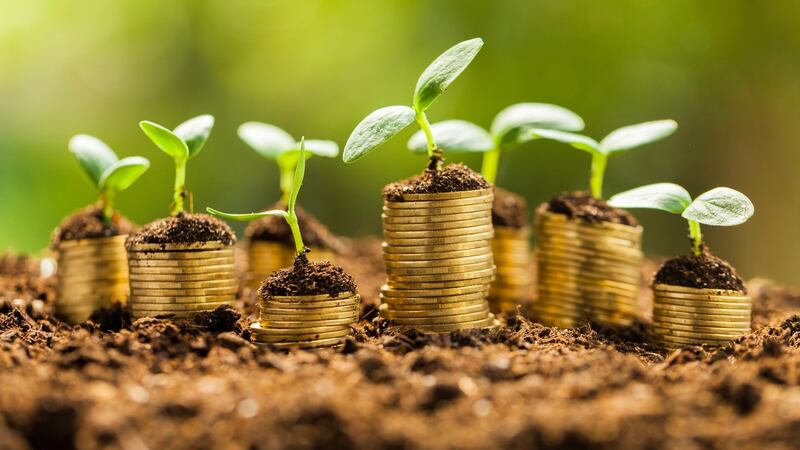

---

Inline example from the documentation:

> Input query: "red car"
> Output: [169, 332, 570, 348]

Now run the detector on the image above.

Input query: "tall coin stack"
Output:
[534, 210, 643, 328]
[249, 291, 361, 349]
[380, 188, 500, 332]
[127, 241, 237, 319]
[55, 235, 129, 324]
[247, 242, 335, 288]
[488, 226, 533, 313]
[651, 283, 751, 348]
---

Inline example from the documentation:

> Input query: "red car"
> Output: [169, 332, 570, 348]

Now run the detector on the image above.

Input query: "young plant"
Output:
[238, 122, 338, 203]
[343, 38, 483, 171]
[608, 183, 754, 257]
[531, 120, 678, 198]
[406, 103, 585, 184]
[68, 134, 150, 222]
[139, 115, 214, 216]
[207, 139, 308, 256]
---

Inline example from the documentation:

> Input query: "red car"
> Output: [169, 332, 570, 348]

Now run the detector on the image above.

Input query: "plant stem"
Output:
[286, 211, 305, 254]
[415, 111, 438, 165]
[589, 153, 607, 199]
[688, 219, 703, 257]
[172, 160, 186, 216]
[279, 165, 292, 204]
[101, 192, 115, 224]
[481, 144, 501, 185]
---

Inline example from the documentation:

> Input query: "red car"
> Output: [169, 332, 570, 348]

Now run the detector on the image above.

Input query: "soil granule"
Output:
[52, 205, 134, 246]
[654, 250, 747, 292]
[492, 187, 529, 228]
[546, 190, 639, 226]
[260, 252, 357, 297]
[126, 213, 236, 248]
[245, 203, 342, 251]
[383, 163, 490, 202]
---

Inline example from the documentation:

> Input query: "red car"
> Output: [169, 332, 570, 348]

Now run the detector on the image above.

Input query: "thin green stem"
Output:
[481, 144, 501, 185]
[589, 153, 607, 199]
[688, 219, 703, 256]
[286, 211, 304, 254]
[415, 111, 437, 159]
[101, 191, 115, 224]
[172, 159, 186, 216]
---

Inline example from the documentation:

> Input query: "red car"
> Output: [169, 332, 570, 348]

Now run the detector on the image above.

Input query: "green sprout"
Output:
[407, 103, 585, 184]
[139, 115, 214, 216]
[531, 120, 678, 198]
[208, 138, 308, 255]
[343, 38, 483, 171]
[608, 183, 754, 257]
[68, 134, 150, 222]
[238, 122, 338, 203]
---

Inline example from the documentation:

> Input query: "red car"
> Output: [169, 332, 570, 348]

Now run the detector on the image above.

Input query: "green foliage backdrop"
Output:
[1, 0, 799, 283]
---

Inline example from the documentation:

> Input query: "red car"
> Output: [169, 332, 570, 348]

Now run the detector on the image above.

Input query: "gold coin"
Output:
[127, 241, 231, 252]
[130, 301, 232, 311]
[383, 217, 491, 232]
[58, 282, 128, 296]
[259, 306, 359, 318]
[387, 263, 494, 279]
[127, 248, 235, 260]
[382, 246, 491, 262]
[384, 195, 493, 209]
[537, 230, 641, 250]
[57, 270, 128, 283]
[383, 300, 488, 312]
[537, 257, 640, 278]
[384, 231, 494, 247]
[383, 224, 493, 239]
[650, 321, 749, 335]
[259, 317, 356, 328]
[653, 296, 752, 309]
[652, 283, 745, 296]
[493, 226, 531, 238]
[650, 315, 751, 327]
[382, 211, 489, 226]
[651, 308, 751, 321]
[129, 271, 236, 282]
[259, 309, 358, 321]
[130, 294, 233, 304]
[128, 257, 234, 268]
[129, 279, 237, 290]
[538, 278, 639, 296]
[381, 283, 490, 298]
[650, 326, 746, 340]
[384, 253, 492, 269]
[388, 309, 490, 325]
[262, 299, 359, 310]
[380, 291, 487, 305]
[403, 316, 497, 333]
[249, 322, 347, 335]
[395, 188, 493, 202]
[128, 264, 237, 275]
[130, 287, 238, 297]
[382, 203, 491, 217]
[383, 303, 488, 318]
[131, 310, 206, 319]
[264, 337, 345, 349]
[56, 235, 127, 249]
[250, 329, 351, 343]
[57, 257, 128, 270]
[264, 292, 357, 302]
[652, 290, 750, 303]
[538, 211, 642, 238]
[489, 288, 531, 301]
[653, 300, 751, 313]
[538, 266, 640, 287]
[58, 249, 127, 261]
[382, 240, 490, 255]
[537, 241, 642, 263]
[387, 275, 495, 290]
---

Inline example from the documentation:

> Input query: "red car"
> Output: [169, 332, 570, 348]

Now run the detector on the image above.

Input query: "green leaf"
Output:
[682, 187, 754, 226]
[343, 106, 416, 163]
[140, 121, 189, 161]
[238, 122, 296, 160]
[407, 120, 492, 154]
[608, 183, 692, 214]
[491, 103, 585, 146]
[174, 114, 214, 159]
[206, 207, 287, 222]
[99, 156, 150, 193]
[530, 129, 600, 154]
[600, 119, 677, 156]
[288, 138, 306, 214]
[413, 38, 483, 112]
[302, 139, 339, 158]
[68, 134, 119, 187]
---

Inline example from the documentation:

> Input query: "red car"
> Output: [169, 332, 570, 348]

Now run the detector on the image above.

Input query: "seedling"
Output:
[139, 115, 214, 216]
[343, 38, 483, 171]
[531, 120, 678, 198]
[68, 134, 150, 222]
[608, 183, 754, 256]
[407, 103, 585, 184]
[238, 122, 337, 203]
[208, 139, 308, 256]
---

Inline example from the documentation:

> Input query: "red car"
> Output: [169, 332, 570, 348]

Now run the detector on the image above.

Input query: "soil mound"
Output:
[126, 213, 235, 248]
[492, 187, 529, 228]
[545, 190, 638, 226]
[654, 251, 746, 291]
[383, 163, 490, 202]
[245, 202, 342, 251]
[52, 205, 134, 245]
[260, 252, 357, 297]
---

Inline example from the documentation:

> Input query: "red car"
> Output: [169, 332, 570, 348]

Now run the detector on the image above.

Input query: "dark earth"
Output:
[245, 203, 343, 251]
[52, 206, 134, 246]
[125, 213, 236, 247]
[492, 188, 529, 229]
[260, 250, 357, 297]
[383, 163, 491, 202]
[654, 249, 747, 292]
[545, 191, 639, 226]
[2, 238, 800, 450]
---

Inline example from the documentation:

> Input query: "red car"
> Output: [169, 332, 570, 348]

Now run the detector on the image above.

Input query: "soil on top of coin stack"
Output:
[125, 213, 236, 248]
[245, 202, 342, 251]
[382, 163, 490, 202]
[260, 250, 357, 297]
[52, 205, 135, 246]
[654, 248, 746, 292]
[545, 190, 639, 226]
[492, 187, 528, 228]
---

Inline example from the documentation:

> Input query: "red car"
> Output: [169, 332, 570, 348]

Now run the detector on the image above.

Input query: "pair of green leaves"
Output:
[238, 121, 337, 177]
[68, 134, 150, 200]
[343, 38, 484, 163]
[531, 120, 678, 158]
[139, 115, 215, 164]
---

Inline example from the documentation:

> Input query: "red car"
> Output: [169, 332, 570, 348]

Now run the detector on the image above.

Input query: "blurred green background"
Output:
[1, 0, 798, 284]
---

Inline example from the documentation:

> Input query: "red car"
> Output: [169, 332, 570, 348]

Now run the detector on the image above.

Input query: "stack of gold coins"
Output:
[534, 211, 643, 328]
[55, 235, 129, 323]
[249, 291, 360, 349]
[380, 189, 499, 332]
[247, 241, 335, 288]
[127, 241, 236, 319]
[489, 226, 533, 313]
[651, 283, 751, 348]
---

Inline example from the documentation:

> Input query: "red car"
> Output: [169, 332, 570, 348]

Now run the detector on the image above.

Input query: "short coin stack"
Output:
[249, 291, 360, 349]
[651, 283, 751, 348]
[247, 241, 335, 288]
[380, 188, 499, 332]
[55, 235, 129, 324]
[127, 241, 236, 319]
[534, 210, 643, 328]
[488, 226, 533, 313]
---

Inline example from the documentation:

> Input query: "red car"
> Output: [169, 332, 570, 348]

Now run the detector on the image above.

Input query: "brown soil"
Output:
[492, 187, 529, 228]
[245, 203, 343, 251]
[126, 213, 236, 248]
[51, 205, 135, 246]
[654, 250, 747, 292]
[3, 241, 800, 449]
[546, 190, 639, 226]
[383, 163, 491, 202]
[260, 251, 357, 297]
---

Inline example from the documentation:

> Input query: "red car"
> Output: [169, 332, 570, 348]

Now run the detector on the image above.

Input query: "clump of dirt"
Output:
[126, 213, 236, 248]
[492, 187, 529, 228]
[0, 254, 38, 277]
[245, 202, 342, 251]
[383, 163, 490, 202]
[545, 191, 639, 226]
[654, 249, 746, 292]
[260, 251, 357, 297]
[52, 205, 135, 246]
